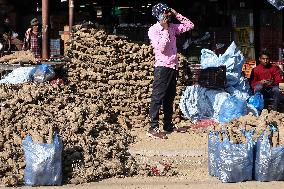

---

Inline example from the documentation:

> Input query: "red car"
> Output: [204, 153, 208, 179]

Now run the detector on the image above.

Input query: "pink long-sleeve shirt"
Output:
[148, 14, 194, 69]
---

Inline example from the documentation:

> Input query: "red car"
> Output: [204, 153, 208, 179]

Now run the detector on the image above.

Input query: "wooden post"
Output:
[69, 0, 74, 34]
[253, 0, 260, 63]
[42, 0, 49, 59]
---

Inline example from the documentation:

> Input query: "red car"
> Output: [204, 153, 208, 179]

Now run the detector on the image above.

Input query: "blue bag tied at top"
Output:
[23, 133, 63, 186]
[217, 133, 254, 183]
[218, 96, 248, 123]
[248, 92, 264, 113]
[255, 134, 284, 181]
[30, 64, 55, 82]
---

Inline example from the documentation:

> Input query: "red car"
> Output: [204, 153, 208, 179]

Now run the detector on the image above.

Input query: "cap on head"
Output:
[30, 18, 39, 26]
[152, 3, 170, 20]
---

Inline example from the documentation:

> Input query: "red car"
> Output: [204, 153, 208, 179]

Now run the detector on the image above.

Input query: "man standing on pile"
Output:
[147, 3, 194, 139]
[250, 51, 283, 111]
[22, 18, 42, 58]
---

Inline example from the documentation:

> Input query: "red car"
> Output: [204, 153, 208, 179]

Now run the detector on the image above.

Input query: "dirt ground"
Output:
[5, 177, 283, 189]
[2, 126, 284, 189]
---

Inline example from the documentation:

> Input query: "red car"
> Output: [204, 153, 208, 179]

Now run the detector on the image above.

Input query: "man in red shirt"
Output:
[250, 51, 283, 111]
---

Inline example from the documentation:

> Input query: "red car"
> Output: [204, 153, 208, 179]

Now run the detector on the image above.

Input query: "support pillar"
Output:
[69, 0, 74, 34]
[42, 0, 49, 59]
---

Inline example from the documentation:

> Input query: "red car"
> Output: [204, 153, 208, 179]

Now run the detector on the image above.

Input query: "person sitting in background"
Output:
[2, 17, 13, 45]
[23, 18, 42, 58]
[250, 50, 283, 111]
[2, 17, 22, 52]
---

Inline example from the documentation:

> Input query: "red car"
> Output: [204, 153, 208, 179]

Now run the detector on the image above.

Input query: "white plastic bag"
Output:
[267, 0, 284, 10]
[200, 49, 221, 68]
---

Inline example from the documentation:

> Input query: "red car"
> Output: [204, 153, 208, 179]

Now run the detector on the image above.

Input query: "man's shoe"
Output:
[164, 126, 188, 133]
[147, 127, 168, 139]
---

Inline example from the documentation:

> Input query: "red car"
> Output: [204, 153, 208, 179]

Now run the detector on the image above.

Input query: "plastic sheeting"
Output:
[30, 64, 55, 82]
[225, 86, 250, 101]
[220, 42, 252, 99]
[200, 41, 252, 100]
[180, 87, 248, 122]
[23, 134, 63, 186]
[179, 85, 213, 120]
[267, 0, 284, 10]
[200, 49, 221, 68]
[0, 67, 34, 84]
[204, 89, 230, 119]
[217, 133, 254, 183]
[219, 96, 248, 123]
[180, 41, 254, 122]
[248, 92, 264, 113]
[247, 104, 259, 117]
[220, 42, 244, 77]
[208, 131, 219, 177]
[255, 134, 284, 181]
[179, 86, 230, 121]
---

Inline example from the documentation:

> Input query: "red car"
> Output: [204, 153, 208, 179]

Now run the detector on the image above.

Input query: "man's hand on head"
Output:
[170, 8, 178, 17]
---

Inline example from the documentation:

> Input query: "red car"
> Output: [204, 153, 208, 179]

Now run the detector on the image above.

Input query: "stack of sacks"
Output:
[180, 42, 256, 122]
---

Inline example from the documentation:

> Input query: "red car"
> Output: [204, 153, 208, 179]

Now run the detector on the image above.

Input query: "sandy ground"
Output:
[2, 127, 284, 189]
[5, 177, 284, 189]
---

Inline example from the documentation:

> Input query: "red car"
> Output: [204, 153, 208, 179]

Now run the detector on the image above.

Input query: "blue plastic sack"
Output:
[220, 42, 245, 75]
[217, 133, 254, 183]
[30, 64, 55, 82]
[218, 96, 248, 123]
[248, 92, 264, 113]
[254, 134, 284, 181]
[23, 133, 63, 186]
[179, 86, 214, 120]
[208, 131, 220, 177]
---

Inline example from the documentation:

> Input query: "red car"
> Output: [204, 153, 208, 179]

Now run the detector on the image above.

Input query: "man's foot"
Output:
[164, 125, 188, 133]
[147, 127, 168, 139]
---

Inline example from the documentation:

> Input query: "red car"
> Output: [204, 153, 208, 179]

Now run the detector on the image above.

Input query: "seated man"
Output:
[250, 51, 283, 111]
[2, 17, 23, 52]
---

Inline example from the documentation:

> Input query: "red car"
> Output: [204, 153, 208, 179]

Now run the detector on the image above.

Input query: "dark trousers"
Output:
[255, 84, 280, 111]
[149, 67, 177, 129]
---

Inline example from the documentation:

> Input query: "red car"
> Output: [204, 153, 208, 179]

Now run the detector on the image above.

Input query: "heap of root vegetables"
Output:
[0, 24, 190, 186]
